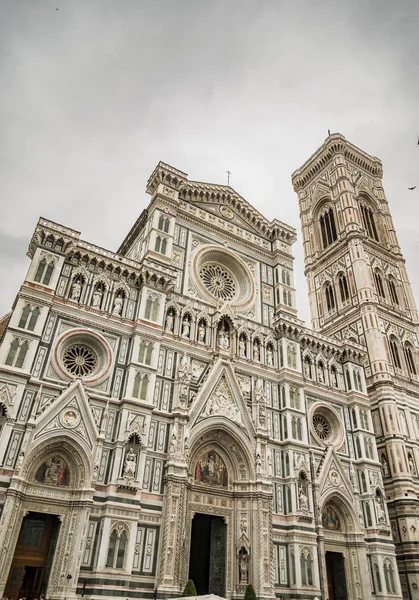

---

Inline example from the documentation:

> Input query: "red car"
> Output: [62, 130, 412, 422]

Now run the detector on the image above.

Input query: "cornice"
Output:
[292, 133, 383, 191]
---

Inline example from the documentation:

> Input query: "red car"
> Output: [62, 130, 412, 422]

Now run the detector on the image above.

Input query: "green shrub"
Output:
[182, 579, 197, 597]
[244, 583, 257, 600]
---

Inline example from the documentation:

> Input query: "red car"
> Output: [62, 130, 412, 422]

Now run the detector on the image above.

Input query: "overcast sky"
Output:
[1, 0, 418, 324]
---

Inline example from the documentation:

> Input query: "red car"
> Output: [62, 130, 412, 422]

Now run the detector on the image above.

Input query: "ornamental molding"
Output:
[30, 379, 99, 462]
[189, 359, 256, 439]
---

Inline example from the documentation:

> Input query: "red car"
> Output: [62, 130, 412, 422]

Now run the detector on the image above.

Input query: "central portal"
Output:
[326, 551, 348, 600]
[189, 513, 226, 596]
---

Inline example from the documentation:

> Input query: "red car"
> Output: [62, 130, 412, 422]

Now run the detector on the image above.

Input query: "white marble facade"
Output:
[0, 138, 415, 600]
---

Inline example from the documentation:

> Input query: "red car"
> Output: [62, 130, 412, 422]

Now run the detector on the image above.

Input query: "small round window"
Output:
[53, 328, 113, 385]
[310, 403, 344, 449]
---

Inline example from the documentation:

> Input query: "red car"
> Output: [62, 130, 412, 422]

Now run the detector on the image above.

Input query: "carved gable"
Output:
[31, 380, 99, 455]
[189, 359, 255, 438]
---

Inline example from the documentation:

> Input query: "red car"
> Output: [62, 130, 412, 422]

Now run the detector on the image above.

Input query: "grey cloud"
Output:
[1, 0, 419, 321]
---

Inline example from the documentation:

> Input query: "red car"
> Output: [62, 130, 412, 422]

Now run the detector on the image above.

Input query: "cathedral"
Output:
[0, 133, 417, 600]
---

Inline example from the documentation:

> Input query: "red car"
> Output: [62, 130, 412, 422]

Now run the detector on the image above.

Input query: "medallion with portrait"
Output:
[35, 456, 69, 487]
[194, 449, 228, 488]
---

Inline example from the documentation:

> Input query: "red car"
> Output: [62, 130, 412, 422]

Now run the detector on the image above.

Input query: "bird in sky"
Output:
[408, 186, 416, 190]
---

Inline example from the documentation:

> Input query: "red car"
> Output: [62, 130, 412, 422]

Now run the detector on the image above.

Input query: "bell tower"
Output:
[292, 134, 419, 597]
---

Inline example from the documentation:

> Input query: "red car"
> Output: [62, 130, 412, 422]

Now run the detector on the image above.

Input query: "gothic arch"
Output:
[22, 436, 91, 489]
[320, 491, 358, 533]
[188, 421, 255, 482]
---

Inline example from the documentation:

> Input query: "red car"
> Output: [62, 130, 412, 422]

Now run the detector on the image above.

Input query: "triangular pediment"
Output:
[312, 180, 331, 208]
[32, 380, 99, 455]
[190, 359, 255, 438]
[191, 200, 263, 235]
[316, 446, 356, 502]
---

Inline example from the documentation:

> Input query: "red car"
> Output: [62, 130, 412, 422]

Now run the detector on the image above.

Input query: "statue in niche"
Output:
[253, 341, 260, 361]
[71, 279, 82, 301]
[218, 325, 230, 350]
[255, 378, 265, 402]
[165, 310, 174, 332]
[255, 453, 262, 476]
[92, 287, 103, 309]
[409, 454, 416, 476]
[181, 316, 191, 338]
[317, 363, 324, 383]
[375, 493, 386, 523]
[331, 368, 338, 387]
[266, 345, 274, 366]
[124, 448, 136, 478]
[239, 551, 249, 584]
[239, 336, 246, 358]
[299, 486, 309, 510]
[304, 359, 312, 378]
[112, 294, 123, 316]
[198, 321, 206, 343]
[381, 453, 389, 476]
[178, 354, 192, 399]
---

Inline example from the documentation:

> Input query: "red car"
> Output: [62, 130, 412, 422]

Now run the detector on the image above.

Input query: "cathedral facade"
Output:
[0, 135, 416, 600]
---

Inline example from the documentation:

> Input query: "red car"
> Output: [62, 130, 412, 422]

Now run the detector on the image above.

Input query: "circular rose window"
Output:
[193, 245, 255, 310]
[312, 414, 331, 441]
[309, 403, 344, 448]
[63, 345, 98, 377]
[53, 328, 113, 385]
[199, 264, 236, 301]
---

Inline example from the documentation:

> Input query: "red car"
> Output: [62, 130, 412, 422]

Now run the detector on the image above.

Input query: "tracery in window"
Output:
[360, 203, 379, 241]
[373, 269, 385, 299]
[158, 214, 170, 233]
[144, 294, 160, 322]
[389, 336, 402, 369]
[6, 339, 29, 369]
[338, 273, 350, 303]
[319, 206, 337, 249]
[388, 277, 399, 305]
[324, 282, 335, 314]
[300, 548, 313, 586]
[155, 235, 167, 255]
[133, 373, 149, 400]
[106, 524, 128, 569]
[18, 305, 41, 331]
[138, 340, 153, 365]
[34, 258, 55, 285]
[404, 343, 417, 375]
[383, 559, 396, 594]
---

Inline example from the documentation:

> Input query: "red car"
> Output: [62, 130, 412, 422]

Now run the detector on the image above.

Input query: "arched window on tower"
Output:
[404, 343, 417, 376]
[373, 269, 386, 299]
[324, 282, 336, 314]
[158, 213, 170, 233]
[360, 202, 379, 241]
[338, 273, 350, 303]
[319, 206, 338, 249]
[388, 277, 399, 305]
[389, 336, 402, 369]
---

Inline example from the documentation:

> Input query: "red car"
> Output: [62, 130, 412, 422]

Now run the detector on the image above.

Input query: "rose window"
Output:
[192, 246, 255, 310]
[63, 344, 98, 377]
[312, 414, 331, 441]
[199, 264, 237, 301]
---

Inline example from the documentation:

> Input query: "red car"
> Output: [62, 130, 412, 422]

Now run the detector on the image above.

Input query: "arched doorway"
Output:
[0, 438, 93, 599]
[320, 495, 370, 600]
[158, 419, 273, 600]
